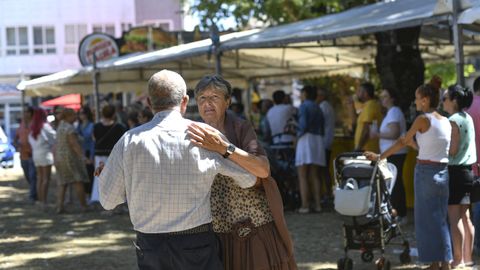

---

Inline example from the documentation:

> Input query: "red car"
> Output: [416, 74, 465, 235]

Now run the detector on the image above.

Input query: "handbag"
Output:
[471, 178, 480, 203]
[471, 164, 480, 203]
[334, 178, 372, 216]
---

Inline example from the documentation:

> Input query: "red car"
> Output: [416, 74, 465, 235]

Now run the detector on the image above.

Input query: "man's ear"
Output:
[183, 95, 189, 106]
[147, 97, 152, 109]
[180, 95, 189, 115]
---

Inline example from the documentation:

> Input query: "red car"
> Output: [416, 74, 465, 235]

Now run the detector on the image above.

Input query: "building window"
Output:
[121, 23, 132, 32]
[6, 27, 29, 55]
[92, 24, 115, 36]
[142, 20, 172, 31]
[33, 26, 56, 54]
[64, 24, 87, 54]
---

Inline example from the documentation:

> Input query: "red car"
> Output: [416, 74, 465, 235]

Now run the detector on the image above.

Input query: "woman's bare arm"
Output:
[365, 115, 428, 161]
[449, 121, 460, 156]
[187, 122, 270, 178]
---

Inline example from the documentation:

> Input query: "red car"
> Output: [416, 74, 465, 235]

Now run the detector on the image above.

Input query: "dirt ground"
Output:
[0, 166, 475, 270]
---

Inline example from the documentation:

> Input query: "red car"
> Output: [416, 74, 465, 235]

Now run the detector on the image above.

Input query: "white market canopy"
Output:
[18, 0, 480, 97]
[220, 0, 479, 49]
[18, 31, 368, 96]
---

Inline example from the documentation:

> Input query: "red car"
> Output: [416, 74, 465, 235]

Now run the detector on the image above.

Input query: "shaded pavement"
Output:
[0, 166, 464, 270]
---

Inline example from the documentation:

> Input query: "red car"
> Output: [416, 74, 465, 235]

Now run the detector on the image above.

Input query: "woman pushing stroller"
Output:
[365, 84, 452, 270]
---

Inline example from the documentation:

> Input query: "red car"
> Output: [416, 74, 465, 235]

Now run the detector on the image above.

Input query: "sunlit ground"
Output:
[0, 163, 475, 270]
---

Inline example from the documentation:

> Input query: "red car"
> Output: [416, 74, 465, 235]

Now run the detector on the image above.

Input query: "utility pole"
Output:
[452, 0, 465, 86]
[92, 53, 101, 122]
[210, 23, 222, 75]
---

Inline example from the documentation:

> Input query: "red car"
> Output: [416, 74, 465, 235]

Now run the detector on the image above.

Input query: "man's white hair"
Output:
[148, 70, 187, 110]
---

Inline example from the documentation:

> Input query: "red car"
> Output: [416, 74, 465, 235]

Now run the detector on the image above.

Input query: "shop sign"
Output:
[78, 33, 119, 66]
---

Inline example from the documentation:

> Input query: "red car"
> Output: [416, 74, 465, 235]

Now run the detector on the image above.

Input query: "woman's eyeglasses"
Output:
[196, 95, 223, 104]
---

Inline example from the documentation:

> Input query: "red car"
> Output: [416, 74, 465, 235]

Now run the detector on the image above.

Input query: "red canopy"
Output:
[41, 94, 81, 110]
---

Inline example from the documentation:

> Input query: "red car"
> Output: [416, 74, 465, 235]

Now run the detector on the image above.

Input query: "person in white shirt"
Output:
[316, 88, 335, 201]
[371, 88, 408, 224]
[98, 70, 258, 270]
[266, 90, 296, 145]
[28, 108, 56, 209]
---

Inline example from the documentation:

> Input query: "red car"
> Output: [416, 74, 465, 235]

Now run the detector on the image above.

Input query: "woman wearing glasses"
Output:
[442, 85, 476, 268]
[188, 75, 297, 270]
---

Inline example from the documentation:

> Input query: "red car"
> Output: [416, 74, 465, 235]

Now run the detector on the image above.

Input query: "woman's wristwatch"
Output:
[223, 144, 236, 158]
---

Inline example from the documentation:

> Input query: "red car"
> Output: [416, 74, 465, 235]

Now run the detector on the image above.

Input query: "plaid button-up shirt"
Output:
[99, 110, 256, 233]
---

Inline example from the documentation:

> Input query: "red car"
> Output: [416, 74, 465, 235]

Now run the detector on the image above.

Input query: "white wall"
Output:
[0, 0, 189, 141]
[134, 0, 183, 30]
[0, 0, 138, 77]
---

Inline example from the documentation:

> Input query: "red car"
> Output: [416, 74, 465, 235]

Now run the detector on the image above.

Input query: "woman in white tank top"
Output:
[366, 84, 452, 270]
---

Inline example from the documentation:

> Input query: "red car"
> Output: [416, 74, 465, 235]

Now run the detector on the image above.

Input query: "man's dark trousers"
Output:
[20, 158, 37, 201]
[135, 228, 223, 270]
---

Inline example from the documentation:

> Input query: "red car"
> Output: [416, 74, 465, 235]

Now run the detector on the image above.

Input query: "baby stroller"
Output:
[333, 152, 411, 270]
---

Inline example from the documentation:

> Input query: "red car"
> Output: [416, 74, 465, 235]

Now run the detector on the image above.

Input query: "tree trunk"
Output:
[375, 26, 424, 121]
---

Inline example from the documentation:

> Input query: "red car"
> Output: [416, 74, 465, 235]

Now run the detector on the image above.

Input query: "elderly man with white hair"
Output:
[98, 70, 257, 270]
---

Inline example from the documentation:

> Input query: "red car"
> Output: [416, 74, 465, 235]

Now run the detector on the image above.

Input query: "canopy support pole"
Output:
[215, 52, 222, 75]
[19, 72, 26, 122]
[92, 54, 101, 122]
[246, 79, 253, 117]
[210, 24, 222, 75]
[452, 0, 465, 86]
[21, 86, 25, 121]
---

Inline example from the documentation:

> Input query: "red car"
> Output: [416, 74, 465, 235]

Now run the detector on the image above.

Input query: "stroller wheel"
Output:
[399, 251, 411, 264]
[376, 258, 391, 270]
[383, 260, 391, 270]
[400, 240, 411, 264]
[361, 250, 374, 262]
[337, 258, 353, 270]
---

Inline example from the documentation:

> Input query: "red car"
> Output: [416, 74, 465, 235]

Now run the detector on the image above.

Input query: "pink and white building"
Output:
[0, 0, 187, 138]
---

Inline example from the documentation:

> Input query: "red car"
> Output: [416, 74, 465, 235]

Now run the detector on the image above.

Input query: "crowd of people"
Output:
[14, 101, 152, 214]
[364, 79, 480, 270]
[248, 76, 480, 270]
[13, 70, 480, 270]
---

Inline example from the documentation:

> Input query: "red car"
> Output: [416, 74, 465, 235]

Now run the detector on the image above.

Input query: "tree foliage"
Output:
[190, 0, 375, 30]
[191, 0, 428, 120]
[425, 61, 476, 88]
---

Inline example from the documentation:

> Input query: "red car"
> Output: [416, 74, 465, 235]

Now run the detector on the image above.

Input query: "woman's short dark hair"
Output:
[194, 75, 232, 99]
[128, 111, 139, 125]
[417, 84, 440, 109]
[447, 84, 474, 111]
[272, 90, 286, 104]
[26, 106, 34, 116]
[102, 104, 116, 119]
[80, 106, 94, 122]
[384, 88, 399, 106]
[301, 85, 317, 100]
[140, 107, 154, 121]
[360, 82, 375, 98]
[473, 76, 480, 93]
